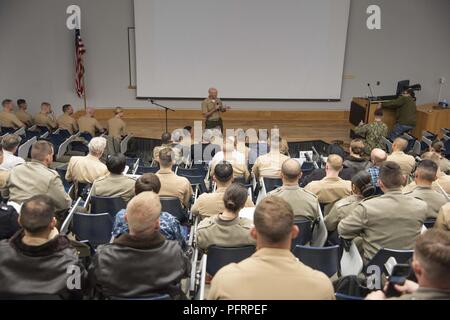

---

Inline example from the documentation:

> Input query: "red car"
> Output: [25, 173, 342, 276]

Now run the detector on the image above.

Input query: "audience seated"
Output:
[248, 130, 270, 166]
[343, 139, 370, 173]
[89, 192, 190, 299]
[210, 137, 249, 182]
[0, 195, 87, 299]
[268, 159, 319, 222]
[57, 104, 78, 134]
[112, 173, 187, 249]
[436, 203, 450, 231]
[430, 140, 450, 174]
[34, 102, 57, 131]
[325, 170, 375, 233]
[153, 132, 181, 164]
[251, 136, 290, 180]
[7, 140, 71, 216]
[190, 129, 221, 163]
[367, 148, 387, 188]
[386, 137, 416, 178]
[196, 183, 254, 251]
[77, 107, 104, 137]
[403, 160, 447, 218]
[66, 137, 108, 184]
[338, 161, 428, 262]
[155, 148, 193, 208]
[15, 99, 34, 127]
[0, 99, 25, 129]
[0, 203, 20, 240]
[191, 161, 254, 219]
[91, 154, 135, 203]
[0, 134, 25, 170]
[208, 196, 335, 300]
[304, 154, 352, 205]
[366, 229, 450, 300]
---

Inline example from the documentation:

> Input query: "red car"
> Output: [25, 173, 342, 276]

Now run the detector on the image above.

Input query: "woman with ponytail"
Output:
[324, 170, 376, 233]
[197, 183, 255, 251]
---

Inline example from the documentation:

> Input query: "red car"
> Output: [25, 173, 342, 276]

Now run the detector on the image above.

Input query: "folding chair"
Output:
[262, 177, 282, 193]
[177, 167, 207, 178]
[160, 196, 187, 223]
[60, 197, 82, 235]
[134, 166, 159, 175]
[310, 202, 328, 247]
[72, 212, 114, 247]
[364, 248, 413, 276]
[205, 245, 256, 276]
[183, 175, 207, 198]
[335, 293, 364, 301]
[90, 195, 126, 217]
[292, 219, 313, 248]
[55, 166, 71, 193]
[292, 245, 340, 277]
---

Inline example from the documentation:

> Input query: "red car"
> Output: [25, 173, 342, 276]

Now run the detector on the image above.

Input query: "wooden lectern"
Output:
[349, 97, 397, 130]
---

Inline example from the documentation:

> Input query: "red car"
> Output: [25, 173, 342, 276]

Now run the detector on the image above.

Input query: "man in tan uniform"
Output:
[403, 160, 447, 218]
[366, 229, 450, 300]
[34, 102, 58, 131]
[305, 154, 352, 204]
[268, 158, 319, 222]
[387, 137, 416, 178]
[77, 107, 104, 137]
[15, 99, 34, 127]
[0, 99, 25, 129]
[57, 104, 78, 134]
[196, 184, 255, 251]
[338, 161, 428, 262]
[153, 132, 181, 163]
[66, 137, 108, 184]
[208, 196, 335, 300]
[210, 137, 250, 182]
[155, 148, 192, 208]
[192, 161, 254, 219]
[252, 137, 290, 180]
[201, 87, 229, 132]
[6, 140, 71, 216]
[436, 203, 450, 231]
[430, 140, 450, 174]
[91, 154, 135, 203]
[107, 107, 127, 155]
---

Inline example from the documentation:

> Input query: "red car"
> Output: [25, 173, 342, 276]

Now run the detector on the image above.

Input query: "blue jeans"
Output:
[389, 124, 414, 141]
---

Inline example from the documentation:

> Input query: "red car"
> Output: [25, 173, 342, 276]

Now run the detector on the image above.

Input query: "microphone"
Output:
[367, 83, 375, 99]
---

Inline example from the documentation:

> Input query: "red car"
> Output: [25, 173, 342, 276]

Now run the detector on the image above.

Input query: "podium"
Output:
[349, 97, 397, 131]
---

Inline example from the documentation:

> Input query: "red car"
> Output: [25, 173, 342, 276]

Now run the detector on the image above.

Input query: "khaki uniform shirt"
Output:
[201, 98, 223, 121]
[7, 161, 71, 212]
[196, 214, 255, 251]
[35, 112, 57, 130]
[91, 173, 136, 203]
[404, 186, 448, 219]
[153, 144, 182, 163]
[191, 186, 254, 219]
[387, 151, 416, 177]
[304, 176, 352, 204]
[435, 202, 450, 232]
[15, 110, 34, 127]
[77, 115, 103, 136]
[403, 172, 450, 196]
[208, 248, 335, 300]
[57, 113, 78, 134]
[338, 190, 428, 261]
[0, 111, 24, 129]
[324, 195, 363, 232]
[66, 154, 108, 184]
[389, 287, 450, 300]
[156, 168, 193, 207]
[107, 117, 126, 139]
[439, 156, 450, 174]
[252, 151, 290, 179]
[268, 185, 320, 221]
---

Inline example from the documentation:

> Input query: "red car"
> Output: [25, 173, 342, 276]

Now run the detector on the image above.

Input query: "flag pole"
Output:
[82, 73, 87, 110]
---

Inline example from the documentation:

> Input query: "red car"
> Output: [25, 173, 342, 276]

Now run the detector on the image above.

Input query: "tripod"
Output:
[149, 99, 175, 132]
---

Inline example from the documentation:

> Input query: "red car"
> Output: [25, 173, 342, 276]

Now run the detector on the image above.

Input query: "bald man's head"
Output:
[125, 192, 161, 235]
[393, 137, 408, 152]
[208, 87, 218, 99]
[281, 159, 302, 182]
[371, 148, 387, 165]
[326, 154, 343, 173]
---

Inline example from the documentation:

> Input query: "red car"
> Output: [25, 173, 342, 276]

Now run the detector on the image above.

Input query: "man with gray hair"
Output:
[89, 192, 190, 299]
[66, 137, 108, 184]
[0, 134, 25, 170]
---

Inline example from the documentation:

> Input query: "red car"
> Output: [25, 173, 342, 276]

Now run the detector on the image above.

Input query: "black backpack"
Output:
[0, 203, 20, 240]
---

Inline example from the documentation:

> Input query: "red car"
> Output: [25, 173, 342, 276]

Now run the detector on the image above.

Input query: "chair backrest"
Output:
[292, 219, 313, 248]
[55, 167, 70, 192]
[182, 175, 207, 195]
[109, 294, 171, 300]
[90, 196, 126, 217]
[364, 248, 414, 275]
[72, 212, 114, 247]
[79, 132, 93, 142]
[335, 292, 364, 301]
[135, 166, 159, 175]
[424, 218, 436, 229]
[159, 196, 186, 223]
[177, 167, 206, 178]
[262, 177, 282, 193]
[293, 245, 340, 277]
[60, 197, 82, 235]
[206, 245, 256, 276]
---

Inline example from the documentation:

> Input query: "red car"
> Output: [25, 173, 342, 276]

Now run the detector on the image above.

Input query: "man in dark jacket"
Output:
[89, 191, 190, 299]
[0, 195, 88, 299]
[383, 89, 417, 140]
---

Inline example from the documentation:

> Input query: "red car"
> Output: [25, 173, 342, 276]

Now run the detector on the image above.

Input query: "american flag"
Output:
[75, 29, 86, 98]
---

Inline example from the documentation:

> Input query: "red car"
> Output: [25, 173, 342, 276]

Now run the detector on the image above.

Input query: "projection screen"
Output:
[134, 0, 350, 100]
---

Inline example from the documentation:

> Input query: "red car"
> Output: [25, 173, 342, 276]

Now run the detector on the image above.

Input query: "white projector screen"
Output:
[134, 0, 350, 100]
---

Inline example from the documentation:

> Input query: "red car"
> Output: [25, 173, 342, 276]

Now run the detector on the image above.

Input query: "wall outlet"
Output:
[439, 77, 446, 84]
